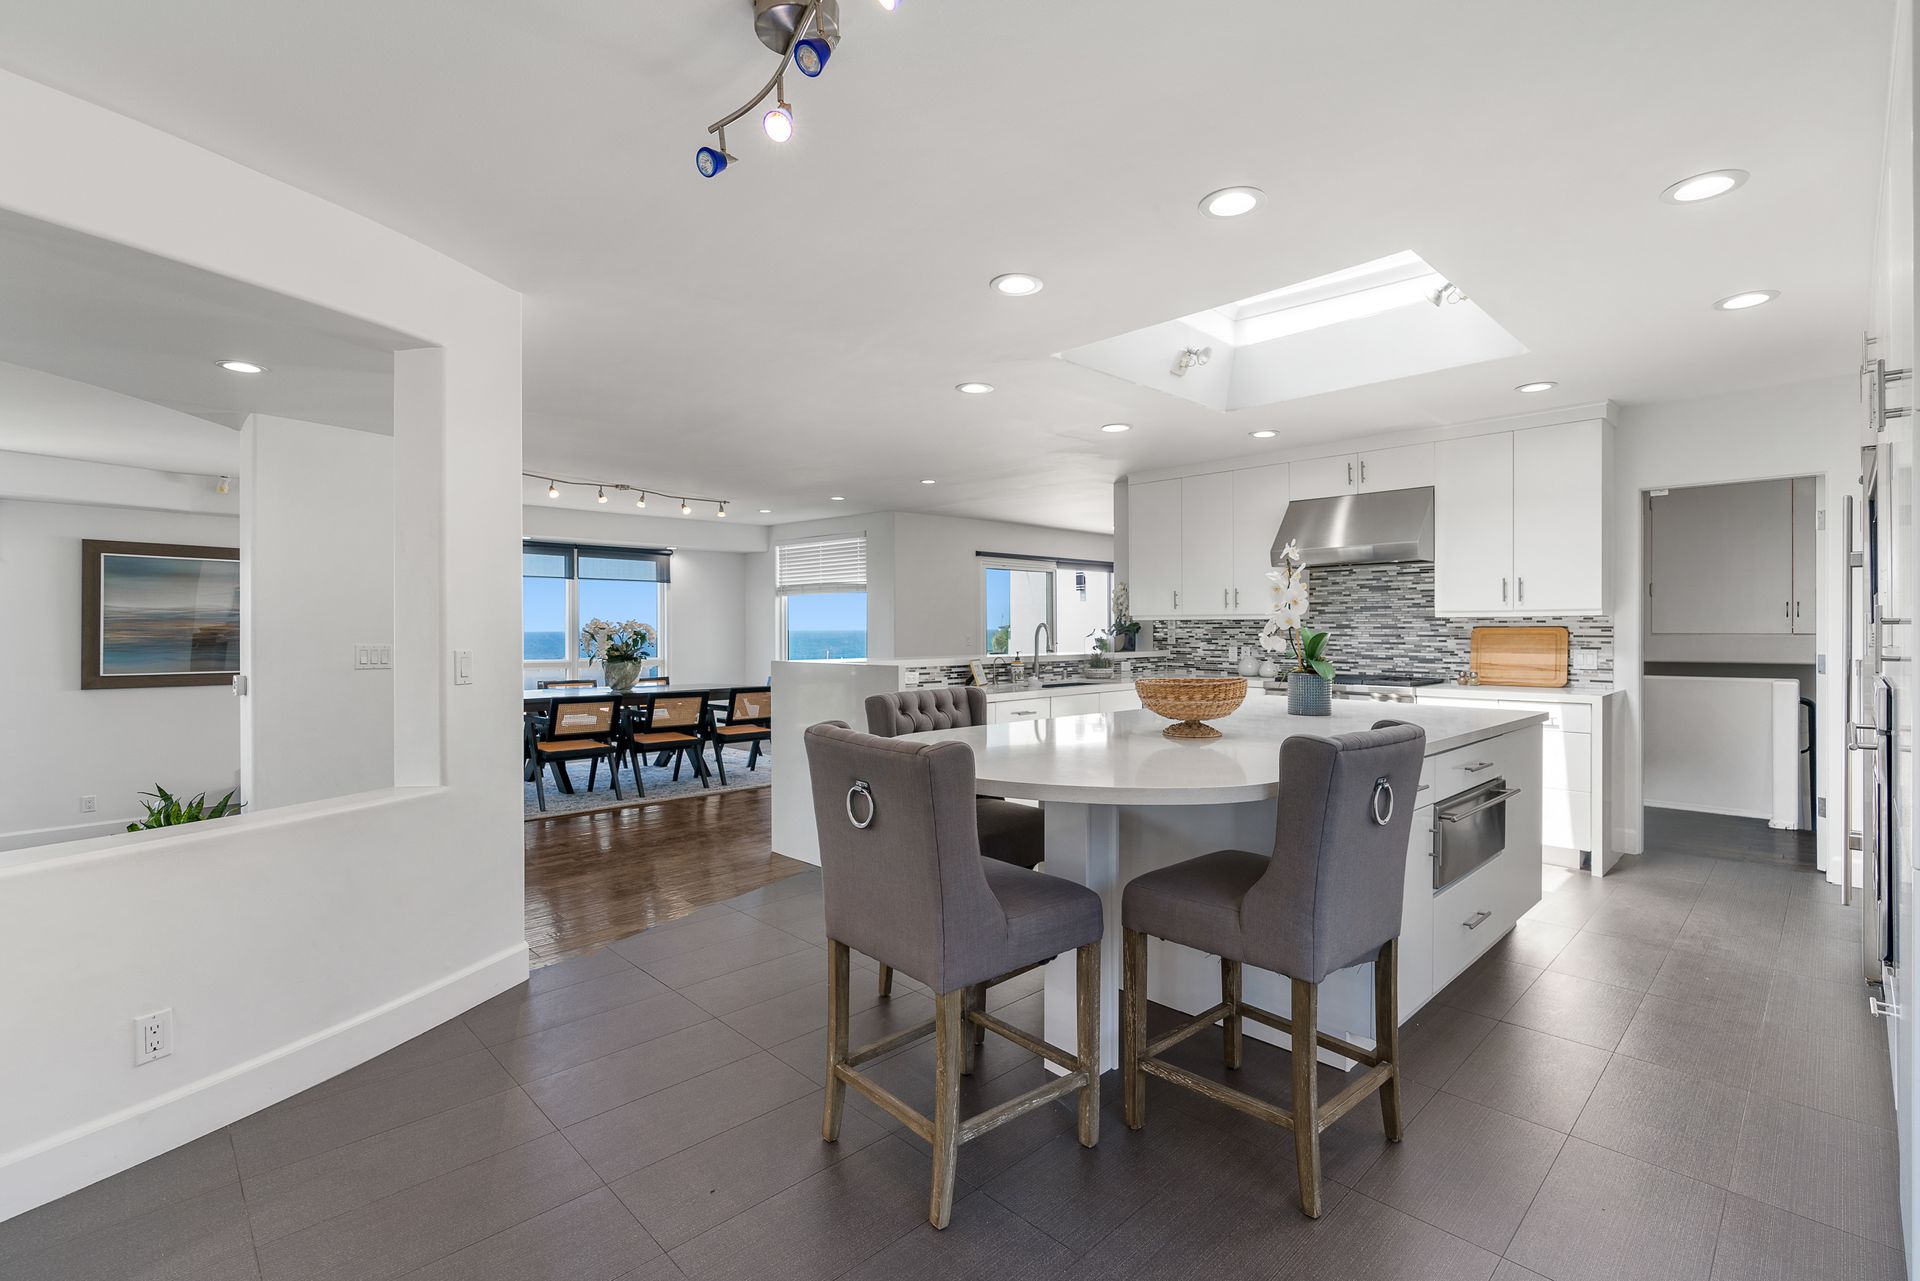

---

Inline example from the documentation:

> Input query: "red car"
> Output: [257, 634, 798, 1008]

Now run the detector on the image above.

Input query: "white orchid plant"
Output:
[1258, 540, 1335, 679]
[579, 618, 657, 664]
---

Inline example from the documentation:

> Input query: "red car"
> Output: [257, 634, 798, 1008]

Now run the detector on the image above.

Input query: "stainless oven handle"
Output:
[1437, 786, 1521, 823]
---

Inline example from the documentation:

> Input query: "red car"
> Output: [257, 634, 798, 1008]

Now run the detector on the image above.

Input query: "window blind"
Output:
[777, 536, 867, 594]
[523, 542, 671, 583]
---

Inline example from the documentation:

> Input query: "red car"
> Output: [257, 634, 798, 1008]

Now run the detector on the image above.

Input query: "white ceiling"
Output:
[0, 0, 1894, 532]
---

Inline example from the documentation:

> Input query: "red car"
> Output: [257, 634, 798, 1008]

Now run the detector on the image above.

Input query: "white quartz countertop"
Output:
[901, 698, 1544, 805]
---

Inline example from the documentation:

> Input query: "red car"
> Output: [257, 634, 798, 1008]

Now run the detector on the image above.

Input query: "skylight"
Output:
[1057, 250, 1525, 412]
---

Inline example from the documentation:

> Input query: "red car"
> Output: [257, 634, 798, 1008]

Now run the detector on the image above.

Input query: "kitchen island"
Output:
[903, 698, 1546, 1072]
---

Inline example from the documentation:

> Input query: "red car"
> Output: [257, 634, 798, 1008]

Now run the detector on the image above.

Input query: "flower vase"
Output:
[604, 660, 641, 692]
[1287, 671, 1332, 716]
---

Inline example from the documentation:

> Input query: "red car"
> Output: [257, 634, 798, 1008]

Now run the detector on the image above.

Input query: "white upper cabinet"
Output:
[1357, 442, 1435, 492]
[1290, 453, 1357, 500]
[1511, 421, 1605, 615]
[1434, 432, 1515, 614]
[1126, 478, 1182, 617]
[1180, 472, 1236, 615]
[1648, 478, 1794, 635]
[1231, 464, 1290, 614]
[1792, 476, 1817, 634]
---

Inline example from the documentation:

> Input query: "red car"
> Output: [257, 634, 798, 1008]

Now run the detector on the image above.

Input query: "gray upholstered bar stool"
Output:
[864, 688, 1045, 1003]
[805, 721, 1103, 1230]
[1120, 721, 1426, 1219]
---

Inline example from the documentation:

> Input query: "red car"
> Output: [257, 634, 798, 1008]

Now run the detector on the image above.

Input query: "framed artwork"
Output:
[81, 540, 240, 690]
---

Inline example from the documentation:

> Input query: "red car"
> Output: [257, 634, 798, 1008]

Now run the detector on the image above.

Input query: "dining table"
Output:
[523, 683, 770, 792]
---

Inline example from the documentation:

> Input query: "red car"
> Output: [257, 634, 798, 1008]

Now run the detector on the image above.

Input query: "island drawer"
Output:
[987, 696, 1049, 724]
[1430, 845, 1535, 987]
[1427, 728, 1538, 804]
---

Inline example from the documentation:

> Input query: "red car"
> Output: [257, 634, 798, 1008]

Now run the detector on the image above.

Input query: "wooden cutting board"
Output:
[1469, 626, 1569, 688]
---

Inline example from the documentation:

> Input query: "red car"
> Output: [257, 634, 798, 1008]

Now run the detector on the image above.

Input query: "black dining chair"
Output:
[527, 695, 625, 809]
[621, 691, 711, 792]
[706, 687, 771, 784]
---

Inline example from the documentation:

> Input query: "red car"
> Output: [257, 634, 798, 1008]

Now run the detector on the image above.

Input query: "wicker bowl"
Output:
[1134, 676, 1249, 740]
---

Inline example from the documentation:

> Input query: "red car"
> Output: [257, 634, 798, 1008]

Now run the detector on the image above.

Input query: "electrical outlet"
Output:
[79, 794, 97, 814]
[133, 1009, 172, 1066]
[1572, 649, 1600, 671]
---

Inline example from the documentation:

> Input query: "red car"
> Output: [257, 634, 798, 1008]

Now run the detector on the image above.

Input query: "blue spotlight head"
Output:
[792, 36, 832, 77]
[695, 145, 730, 178]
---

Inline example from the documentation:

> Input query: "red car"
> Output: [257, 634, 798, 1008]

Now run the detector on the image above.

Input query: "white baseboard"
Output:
[1645, 801, 1771, 821]
[0, 941, 528, 1223]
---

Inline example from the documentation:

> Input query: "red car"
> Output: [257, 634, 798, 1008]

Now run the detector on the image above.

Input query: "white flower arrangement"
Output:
[1258, 540, 1334, 678]
[580, 618, 657, 663]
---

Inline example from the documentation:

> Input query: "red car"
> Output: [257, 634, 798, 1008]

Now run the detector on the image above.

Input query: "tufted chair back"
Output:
[864, 687, 989, 737]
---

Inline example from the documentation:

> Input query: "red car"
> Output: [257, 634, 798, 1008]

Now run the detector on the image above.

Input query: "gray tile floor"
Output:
[2, 813, 1904, 1281]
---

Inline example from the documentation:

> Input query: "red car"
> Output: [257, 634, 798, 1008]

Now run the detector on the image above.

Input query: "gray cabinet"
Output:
[1648, 479, 1796, 635]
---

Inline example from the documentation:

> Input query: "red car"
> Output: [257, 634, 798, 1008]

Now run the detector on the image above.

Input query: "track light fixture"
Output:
[717, 502, 729, 517]
[525, 474, 735, 516]
[699, 0, 891, 178]
[1428, 281, 1467, 306]
[1170, 346, 1212, 378]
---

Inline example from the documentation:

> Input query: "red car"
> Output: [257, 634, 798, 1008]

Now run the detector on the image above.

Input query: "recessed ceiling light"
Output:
[217, 360, 266, 374]
[1100, 423, 1131, 433]
[1199, 186, 1264, 218]
[920, 479, 937, 485]
[990, 273, 1043, 296]
[1661, 169, 1749, 204]
[1515, 381, 1557, 394]
[830, 495, 846, 501]
[955, 382, 994, 394]
[1714, 290, 1778, 311]
[758, 508, 772, 513]
[1248, 429, 1278, 439]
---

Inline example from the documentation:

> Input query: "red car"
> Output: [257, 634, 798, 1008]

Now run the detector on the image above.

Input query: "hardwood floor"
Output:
[523, 786, 809, 966]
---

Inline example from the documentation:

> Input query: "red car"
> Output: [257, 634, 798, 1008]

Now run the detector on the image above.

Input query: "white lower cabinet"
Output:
[1099, 688, 1142, 713]
[1049, 691, 1104, 716]
[987, 696, 1048, 725]
[1430, 836, 1541, 990]
[1398, 805, 1437, 1013]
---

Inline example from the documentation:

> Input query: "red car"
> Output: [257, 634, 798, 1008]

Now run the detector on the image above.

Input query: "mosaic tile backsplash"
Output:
[1150, 562, 1615, 689]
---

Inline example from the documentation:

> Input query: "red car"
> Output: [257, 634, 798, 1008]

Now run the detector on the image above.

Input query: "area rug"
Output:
[525, 750, 771, 819]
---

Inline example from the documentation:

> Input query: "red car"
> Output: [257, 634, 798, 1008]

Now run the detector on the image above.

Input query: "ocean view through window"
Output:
[777, 534, 868, 660]
[522, 542, 669, 680]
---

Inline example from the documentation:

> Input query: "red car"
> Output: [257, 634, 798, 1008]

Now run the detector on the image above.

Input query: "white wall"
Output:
[891, 512, 1114, 656]
[240, 415, 395, 811]
[0, 71, 523, 1219]
[0, 497, 240, 847]
[1643, 675, 1800, 823]
[1609, 376, 1860, 872]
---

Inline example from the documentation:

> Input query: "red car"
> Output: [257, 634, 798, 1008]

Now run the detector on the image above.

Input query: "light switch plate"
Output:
[454, 649, 474, 685]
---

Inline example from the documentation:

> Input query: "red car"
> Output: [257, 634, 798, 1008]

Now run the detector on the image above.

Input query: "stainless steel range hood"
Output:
[1272, 486, 1434, 567]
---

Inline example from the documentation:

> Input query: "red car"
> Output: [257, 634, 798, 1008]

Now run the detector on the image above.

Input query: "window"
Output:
[522, 543, 671, 681]
[778, 535, 867, 660]
[979, 555, 1113, 655]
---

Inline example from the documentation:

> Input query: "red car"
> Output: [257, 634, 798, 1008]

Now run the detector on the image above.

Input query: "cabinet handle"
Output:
[1501, 577, 1508, 604]
[1785, 601, 1791, 619]
[1347, 461, 1354, 486]
[1462, 760, 1497, 773]
[1795, 600, 1801, 619]
[1234, 587, 1240, 608]
[1517, 577, 1524, 604]
[1173, 589, 1179, 609]
[1463, 910, 1493, 931]
[1224, 588, 1230, 608]
[1360, 459, 1367, 485]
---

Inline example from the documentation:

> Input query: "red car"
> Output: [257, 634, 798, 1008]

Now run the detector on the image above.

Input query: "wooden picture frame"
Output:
[81, 540, 240, 690]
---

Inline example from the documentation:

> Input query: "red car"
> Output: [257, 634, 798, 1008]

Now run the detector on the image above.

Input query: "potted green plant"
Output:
[1260, 540, 1335, 715]
[580, 618, 657, 691]
[1110, 583, 1143, 653]
[1085, 634, 1115, 675]
[126, 785, 240, 831]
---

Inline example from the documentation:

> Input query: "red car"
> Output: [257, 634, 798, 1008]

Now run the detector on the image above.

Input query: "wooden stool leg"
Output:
[960, 982, 987, 1075]
[930, 989, 964, 1229]
[1290, 978, 1323, 1218]
[1375, 938, 1404, 1141]
[876, 964, 893, 998]
[1076, 942, 1101, 1148]
[1221, 957, 1243, 1070]
[823, 941, 850, 1142]
[1122, 928, 1147, 1131]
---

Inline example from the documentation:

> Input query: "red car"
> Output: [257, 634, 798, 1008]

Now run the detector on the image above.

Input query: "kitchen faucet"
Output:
[1032, 622, 1052, 686]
